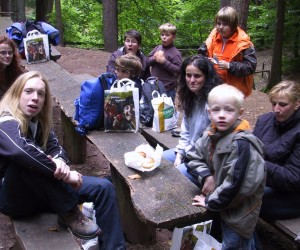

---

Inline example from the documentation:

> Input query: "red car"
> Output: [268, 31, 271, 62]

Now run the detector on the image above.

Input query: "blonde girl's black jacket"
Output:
[0, 118, 68, 180]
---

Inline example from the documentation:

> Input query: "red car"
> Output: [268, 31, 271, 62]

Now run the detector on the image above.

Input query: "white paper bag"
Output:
[104, 78, 140, 132]
[23, 30, 50, 64]
[151, 90, 177, 132]
[170, 220, 222, 250]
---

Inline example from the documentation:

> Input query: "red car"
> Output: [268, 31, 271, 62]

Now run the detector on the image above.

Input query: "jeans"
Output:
[166, 89, 176, 104]
[0, 165, 125, 250]
[162, 148, 200, 187]
[260, 186, 300, 219]
[221, 221, 255, 250]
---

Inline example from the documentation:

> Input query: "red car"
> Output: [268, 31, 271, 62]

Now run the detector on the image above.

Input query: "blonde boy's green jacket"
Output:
[187, 120, 266, 238]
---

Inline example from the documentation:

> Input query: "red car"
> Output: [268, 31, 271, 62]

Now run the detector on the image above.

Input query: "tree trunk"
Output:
[230, 0, 250, 31]
[10, 0, 25, 22]
[36, 0, 54, 22]
[55, 0, 64, 46]
[1, 0, 11, 13]
[220, 0, 231, 8]
[267, 0, 285, 90]
[102, 0, 118, 52]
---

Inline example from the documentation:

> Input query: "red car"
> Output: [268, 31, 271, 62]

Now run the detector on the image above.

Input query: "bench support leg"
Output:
[61, 111, 86, 164]
[110, 166, 156, 244]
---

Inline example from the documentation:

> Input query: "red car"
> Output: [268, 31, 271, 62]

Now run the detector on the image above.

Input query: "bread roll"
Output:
[137, 151, 146, 158]
[142, 157, 154, 169]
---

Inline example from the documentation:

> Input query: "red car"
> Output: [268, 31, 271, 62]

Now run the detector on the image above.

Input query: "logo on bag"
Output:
[163, 106, 174, 119]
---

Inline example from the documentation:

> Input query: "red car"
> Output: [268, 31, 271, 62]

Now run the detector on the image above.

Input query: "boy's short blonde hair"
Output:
[115, 54, 142, 79]
[159, 23, 177, 35]
[208, 84, 245, 109]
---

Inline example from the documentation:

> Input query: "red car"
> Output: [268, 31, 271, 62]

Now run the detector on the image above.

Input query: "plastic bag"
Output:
[151, 90, 177, 132]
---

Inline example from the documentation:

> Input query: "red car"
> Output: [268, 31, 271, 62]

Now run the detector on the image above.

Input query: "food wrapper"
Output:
[124, 144, 163, 172]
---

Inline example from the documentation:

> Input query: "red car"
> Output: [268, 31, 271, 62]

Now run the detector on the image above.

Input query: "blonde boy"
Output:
[146, 23, 182, 102]
[187, 84, 265, 249]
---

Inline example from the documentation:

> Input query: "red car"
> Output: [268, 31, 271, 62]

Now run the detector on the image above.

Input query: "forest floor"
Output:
[0, 46, 298, 250]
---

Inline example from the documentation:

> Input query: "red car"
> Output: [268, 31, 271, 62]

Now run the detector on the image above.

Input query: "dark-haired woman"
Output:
[163, 55, 222, 186]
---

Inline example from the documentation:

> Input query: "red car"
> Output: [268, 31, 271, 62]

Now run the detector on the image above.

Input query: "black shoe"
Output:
[58, 205, 101, 240]
[171, 129, 181, 137]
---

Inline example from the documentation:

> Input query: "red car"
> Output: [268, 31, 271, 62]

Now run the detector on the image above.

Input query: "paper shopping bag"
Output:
[104, 78, 139, 132]
[151, 90, 177, 132]
[23, 30, 50, 64]
[170, 220, 222, 250]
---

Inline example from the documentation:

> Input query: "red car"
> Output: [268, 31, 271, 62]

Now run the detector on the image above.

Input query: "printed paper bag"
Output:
[104, 78, 139, 132]
[170, 220, 222, 250]
[23, 30, 50, 64]
[151, 90, 177, 132]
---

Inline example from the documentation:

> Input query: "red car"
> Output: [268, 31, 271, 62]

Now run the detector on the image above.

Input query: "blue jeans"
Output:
[163, 148, 200, 187]
[221, 221, 255, 250]
[260, 186, 300, 219]
[166, 89, 176, 104]
[0, 165, 125, 250]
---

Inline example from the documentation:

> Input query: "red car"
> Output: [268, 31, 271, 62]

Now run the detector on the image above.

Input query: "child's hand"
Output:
[202, 176, 215, 195]
[153, 50, 166, 64]
[192, 194, 206, 207]
[218, 60, 230, 70]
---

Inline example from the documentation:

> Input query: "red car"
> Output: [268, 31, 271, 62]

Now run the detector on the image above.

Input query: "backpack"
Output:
[74, 72, 117, 135]
[140, 76, 166, 127]
[6, 19, 59, 59]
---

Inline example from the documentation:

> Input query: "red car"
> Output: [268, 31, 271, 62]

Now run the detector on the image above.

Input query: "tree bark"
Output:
[36, 0, 54, 22]
[102, 0, 118, 52]
[10, 0, 25, 22]
[268, 0, 285, 89]
[220, 0, 231, 8]
[230, 0, 250, 31]
[55, 0, 64, 46]
[1, 0, 11, 13]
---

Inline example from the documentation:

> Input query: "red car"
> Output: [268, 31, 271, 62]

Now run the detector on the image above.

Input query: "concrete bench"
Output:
[12, 213, 80, 250]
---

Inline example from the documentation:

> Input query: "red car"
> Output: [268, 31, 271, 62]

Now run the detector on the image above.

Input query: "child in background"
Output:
[198, 6, 257, 97]
[187, 84, 265, 249]
[107, 29, 149, 80]
[115, 53, 143, 99]
[146, 23, 182, 102]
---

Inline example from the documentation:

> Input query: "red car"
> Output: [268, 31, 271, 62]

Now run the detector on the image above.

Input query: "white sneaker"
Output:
[82, 237, 98, 250]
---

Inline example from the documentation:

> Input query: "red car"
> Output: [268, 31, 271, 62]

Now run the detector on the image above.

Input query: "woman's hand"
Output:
[63, 170, 83, 190]
[50, 156, 70, 180]
[174, 153, 183, 167]
[201, 176, 215, 195]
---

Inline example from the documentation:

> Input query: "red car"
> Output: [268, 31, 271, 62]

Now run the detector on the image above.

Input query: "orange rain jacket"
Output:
[199, 27, 257, 97]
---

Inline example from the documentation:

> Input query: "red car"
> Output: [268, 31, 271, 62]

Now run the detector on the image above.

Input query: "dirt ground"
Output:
[0, 46, 296, 250]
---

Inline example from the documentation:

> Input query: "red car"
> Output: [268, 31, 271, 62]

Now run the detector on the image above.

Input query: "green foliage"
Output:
[248, 3, 276, 50]
[49, 0, 103, 48]
[118, 0, 219, 53]
[43, 0, 300, 71]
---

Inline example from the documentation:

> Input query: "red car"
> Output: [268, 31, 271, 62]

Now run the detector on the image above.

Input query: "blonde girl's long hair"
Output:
[0, 71, 53, 149]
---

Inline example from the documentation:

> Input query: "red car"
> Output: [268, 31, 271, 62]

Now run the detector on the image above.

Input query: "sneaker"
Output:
[58, 205, 101, 240]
